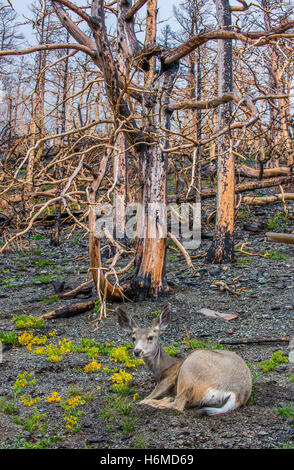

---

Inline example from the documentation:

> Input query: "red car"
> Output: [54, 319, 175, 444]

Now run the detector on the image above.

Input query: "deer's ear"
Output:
[116, 307, 138, 332]
[152, 304, 170, 332]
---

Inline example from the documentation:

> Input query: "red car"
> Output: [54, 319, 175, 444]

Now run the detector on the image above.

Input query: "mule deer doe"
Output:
[117, 305, 252, 415]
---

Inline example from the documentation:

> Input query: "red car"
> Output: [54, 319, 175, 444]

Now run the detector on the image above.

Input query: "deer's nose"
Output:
[134, 349, 141, 357]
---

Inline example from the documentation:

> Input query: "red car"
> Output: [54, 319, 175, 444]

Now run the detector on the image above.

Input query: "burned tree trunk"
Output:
[207, 0, 235, 264]
[131, 142, 169, 299]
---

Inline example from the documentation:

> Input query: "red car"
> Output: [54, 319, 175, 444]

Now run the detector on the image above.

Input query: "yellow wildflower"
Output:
[84, 360, 102, 373]
[45, 392, 61, 403]
[18, 331, 47, 351]
[66, 396, 86, 408]
[109, 369, 133, 385]
[20, 395, 41, 407]
[64, 415, 78, 431]
[58, 338, 74, 354]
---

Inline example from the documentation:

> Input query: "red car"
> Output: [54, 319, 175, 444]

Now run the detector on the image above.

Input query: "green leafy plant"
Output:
[122, 416, 136, 436]
[23, 408, 47, 434]
[33, 273, 52, 284]
[186, 338, 225, 350]
[164, 343, 181, 356]
[31, 234, 45, 240]
[260, 249, 288, 261]
[152, 308, 162, 318]
[267, 213, 289, 233]
[12, 314, 45, 329]
[236, 257, 253, 264]
[256, 350, 289, 373]
[0, 397, 18, 415]
[0, 330, 17, 346]
[275, 403, 294, 419]
[41, 295, 60, 304]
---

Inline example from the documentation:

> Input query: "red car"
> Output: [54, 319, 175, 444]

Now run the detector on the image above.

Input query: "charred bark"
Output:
[207, 0, 234, 264]
[130, 142, 170, 300]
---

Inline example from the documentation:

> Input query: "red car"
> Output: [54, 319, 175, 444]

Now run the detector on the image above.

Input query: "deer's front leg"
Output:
[139, 377, 174, 405]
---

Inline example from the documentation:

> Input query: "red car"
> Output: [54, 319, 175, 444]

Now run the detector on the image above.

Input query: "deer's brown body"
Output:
[117, 306, 252, 415]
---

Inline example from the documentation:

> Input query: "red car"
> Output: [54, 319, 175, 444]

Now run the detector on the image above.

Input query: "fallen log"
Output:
[40, 297, 97, 319]
[218, 337, 290, 346]
[243, 193, 294, 205]
[236, 165, 291, 179]
[168, 175, 294, 202]
[266, 232, 294, 244]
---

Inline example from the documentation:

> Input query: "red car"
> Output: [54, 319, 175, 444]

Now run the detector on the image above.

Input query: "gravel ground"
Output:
[0, 197, 293, 450]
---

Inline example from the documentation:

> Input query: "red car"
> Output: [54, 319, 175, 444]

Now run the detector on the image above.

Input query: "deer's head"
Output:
[116, 305, 170, 360]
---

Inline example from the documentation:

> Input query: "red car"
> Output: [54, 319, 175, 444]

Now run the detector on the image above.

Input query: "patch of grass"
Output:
[23, 408, 47, 434]
[274, 403, 294, 419]
[185, 338, 226, 350]
[260, 249, 288, 261]
[0, 397, 19, 415]
[113, 396, 132, 416]
[71, 235, 81, 244]
[34, 258, 56, 268]
[22, 436, 60, 449]
[0, 278, 22, 288]
[267, 213, 289, 233]
[12, 314, 45, 329]
[236, 257, 253, 264]
[164, 342, 181, 356]
[256, 350, 289, 373]
[277, 440, 294, 449]
[33, 273, 52, 284]
[0, 330, 17, 346]
[31, 234, 45, 240]
[32, 338, 74, 362]
[41, 294, 60, 304]
[134, 434, 148, 449]
[152, 308, 162, 318]
[122, 416, 136, 436]
[237, 210, 249, 220]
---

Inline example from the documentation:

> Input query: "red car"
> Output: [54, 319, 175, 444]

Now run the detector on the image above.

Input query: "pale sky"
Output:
[9, 0, 182, 44]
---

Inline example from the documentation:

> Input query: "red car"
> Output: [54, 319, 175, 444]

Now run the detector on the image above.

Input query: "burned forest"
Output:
[0, 0, 293, 452]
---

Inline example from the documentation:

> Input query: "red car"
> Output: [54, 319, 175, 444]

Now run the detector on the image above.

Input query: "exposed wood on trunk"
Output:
[132, 143, 170, 299]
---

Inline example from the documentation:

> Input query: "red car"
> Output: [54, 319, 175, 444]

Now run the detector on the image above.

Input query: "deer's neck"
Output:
[144, 345, 178, 382]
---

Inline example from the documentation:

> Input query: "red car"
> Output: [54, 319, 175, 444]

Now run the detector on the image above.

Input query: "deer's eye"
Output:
[132, 336, 136, 342]
[147, 336, 153, 341]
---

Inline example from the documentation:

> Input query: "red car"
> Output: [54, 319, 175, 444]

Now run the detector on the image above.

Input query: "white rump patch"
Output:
[200, 388, 236, 416]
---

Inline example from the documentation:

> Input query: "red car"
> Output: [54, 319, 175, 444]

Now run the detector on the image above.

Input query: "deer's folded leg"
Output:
[139, 376, 174, 403]
[139, 397, 175, 409]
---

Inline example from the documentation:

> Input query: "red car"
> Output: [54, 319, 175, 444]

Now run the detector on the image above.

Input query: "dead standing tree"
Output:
[206, 0, 234, 263]
[50, 0, 180, 301]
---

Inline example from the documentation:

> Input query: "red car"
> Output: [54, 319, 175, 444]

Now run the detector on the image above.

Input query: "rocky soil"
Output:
[0, 196, 293, 450]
